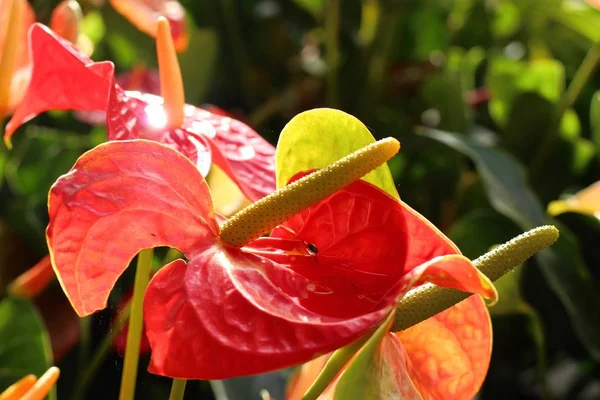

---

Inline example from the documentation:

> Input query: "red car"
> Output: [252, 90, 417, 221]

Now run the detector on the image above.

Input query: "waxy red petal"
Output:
[6, 25, 276, 200]
[279, 171, 462, 271]
[5, 24, 114, 141]
[47, 140, 219, 316]
[396, 296, 492, 400]
[107, 90, 275, 200]
[144, 254, 393, 379]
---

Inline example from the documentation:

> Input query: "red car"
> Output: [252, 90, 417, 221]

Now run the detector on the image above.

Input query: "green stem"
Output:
[530, 40, 600, 178]
[70, 303, 131, 400]
[326, 0, 340, 107]
[119, 249, 154, 400]
[168, 379, 187, 400]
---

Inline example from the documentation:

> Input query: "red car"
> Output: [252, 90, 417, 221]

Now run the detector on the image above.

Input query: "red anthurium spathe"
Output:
[5, 24, 275, 201]
[74, 65, 160, 126]
[287, 297, 491, 400]
[47, 139, 495, 379]
[0, 0, 89, 119]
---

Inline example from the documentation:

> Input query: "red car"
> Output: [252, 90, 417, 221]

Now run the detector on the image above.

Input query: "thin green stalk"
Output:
[70, 303, 131, 400]
[530, 40, 600, 178]
[168, 379, 187, 400]
[326, 0, 340, 107]
[119, 249, 154, 400]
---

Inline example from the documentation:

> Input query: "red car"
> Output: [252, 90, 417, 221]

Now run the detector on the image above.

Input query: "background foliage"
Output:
[2, 0, 600, 399]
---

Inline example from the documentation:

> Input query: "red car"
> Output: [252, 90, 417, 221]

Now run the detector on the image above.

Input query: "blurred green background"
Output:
[3, 0, 600, 399]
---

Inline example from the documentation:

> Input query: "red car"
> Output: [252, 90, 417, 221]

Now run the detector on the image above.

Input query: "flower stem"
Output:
[168, 379, 187, 400]
[70, 302, 131, 400]
[530, 40, 600, 178]
[119, 249, 153, 400]
[391, 225, 559, 331]
[325, 0, 340, 107]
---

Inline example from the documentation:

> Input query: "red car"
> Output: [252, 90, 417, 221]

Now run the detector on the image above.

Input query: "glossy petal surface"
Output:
[6, 25, 276, 200]
[74, 66, 160, 126]
[47, 140, 219, 316]
[107, 90, 276, 200]
[396, 296, 492, 400]
[5, 24, 114, 140]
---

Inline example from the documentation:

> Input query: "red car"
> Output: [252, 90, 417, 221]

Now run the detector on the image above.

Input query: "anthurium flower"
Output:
[5, 24, 276, 201]
[46, 135, 495, 379]
[0, 0, 88, 120]
[287, 296, 491, 400]
[109, 0, 188, 52]
[547, 181, 600, 219]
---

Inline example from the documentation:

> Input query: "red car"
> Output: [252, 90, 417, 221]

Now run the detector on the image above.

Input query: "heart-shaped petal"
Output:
[5, 24, 114, 141]
[396, 295, 492, 400]
[47, 140, 219, 316]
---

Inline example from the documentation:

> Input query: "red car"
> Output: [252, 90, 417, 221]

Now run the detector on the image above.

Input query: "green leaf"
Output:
[423, 128, 545, 227]
[276, 109, 399, 198]
[0, 298, 54, 398]
[487, 58, 565, 126]
[179, 28, 218, 104]
[422, 127, 600, 362]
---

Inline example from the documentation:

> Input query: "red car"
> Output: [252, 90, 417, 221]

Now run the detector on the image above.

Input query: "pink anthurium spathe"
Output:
[47, 138, 496, 379]
[5, 24, 276, 202]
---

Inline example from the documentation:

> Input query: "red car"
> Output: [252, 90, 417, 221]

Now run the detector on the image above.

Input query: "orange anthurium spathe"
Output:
[547, 181, 600, 219]
[287, 296, 491, 400]
[0, 0, 34, 119]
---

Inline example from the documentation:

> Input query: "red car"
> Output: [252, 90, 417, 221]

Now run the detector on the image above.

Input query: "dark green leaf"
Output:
[423, 127, 600, 362]
[0, 298, 54, 398]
